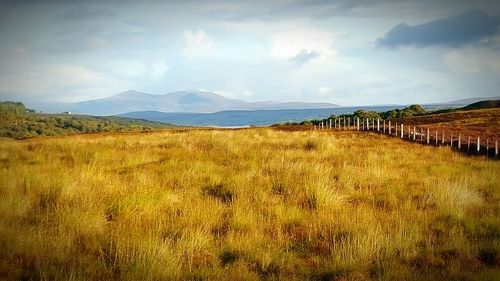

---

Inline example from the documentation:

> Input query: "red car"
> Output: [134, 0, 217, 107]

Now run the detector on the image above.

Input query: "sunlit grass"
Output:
[0, 128, 498, 280]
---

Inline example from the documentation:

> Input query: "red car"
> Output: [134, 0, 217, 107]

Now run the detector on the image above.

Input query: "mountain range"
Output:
[74, 90, 338, 115]
[25, 91, 500, 127]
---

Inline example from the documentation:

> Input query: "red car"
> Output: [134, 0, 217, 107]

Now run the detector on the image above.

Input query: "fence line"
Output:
[312, 117, 498, 158]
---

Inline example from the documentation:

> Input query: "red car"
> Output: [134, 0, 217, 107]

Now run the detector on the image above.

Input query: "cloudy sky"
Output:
[1, 0, 500, 106]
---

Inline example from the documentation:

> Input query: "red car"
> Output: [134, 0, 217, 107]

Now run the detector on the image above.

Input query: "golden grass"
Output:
[0, 128, 499, 280]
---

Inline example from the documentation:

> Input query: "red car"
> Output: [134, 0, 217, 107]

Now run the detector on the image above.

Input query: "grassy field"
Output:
[0, 128, 499, 280]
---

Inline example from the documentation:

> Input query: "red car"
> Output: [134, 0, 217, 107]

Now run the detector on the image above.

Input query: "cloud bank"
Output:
[377, 10, 500, 48]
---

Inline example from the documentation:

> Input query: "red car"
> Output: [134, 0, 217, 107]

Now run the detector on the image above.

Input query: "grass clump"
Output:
[202, 183, 234, 204]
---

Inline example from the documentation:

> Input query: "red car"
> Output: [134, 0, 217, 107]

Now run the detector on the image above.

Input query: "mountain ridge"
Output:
[74, 90, 340, 115]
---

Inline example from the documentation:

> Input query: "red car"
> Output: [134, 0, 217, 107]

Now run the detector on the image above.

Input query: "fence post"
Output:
[450, 132, 453, 147]
[383, 120, 386, 133]
[314, 125, 316, 130]
[442, 131, 445, 145]
[496, 140, 498, 157]
[477, 137, 480, 153]
[435, 130, 438, 146]
[458, 134, 461, 149]
[427, 128, 430, 144]
[348, 117, 350, 129]
[413, 127, 416, 141]
[377, 119, 380, 131]
[468, 136, 471, 152]
[401, 124, 404, 138]
[487, 139, 489, 156]
[420, 128, 423, 142]
[329, 119, 332, 130]
[388, 121, 391, 135]
[408, 127, 411, 139]
[395, 122, 398, 136]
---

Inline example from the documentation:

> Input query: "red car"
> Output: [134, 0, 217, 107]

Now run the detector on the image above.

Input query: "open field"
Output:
[0, 128, 499, 280]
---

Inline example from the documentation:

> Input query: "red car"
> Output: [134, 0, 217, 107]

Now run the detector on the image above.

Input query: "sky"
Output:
[0, 0, 500, 106]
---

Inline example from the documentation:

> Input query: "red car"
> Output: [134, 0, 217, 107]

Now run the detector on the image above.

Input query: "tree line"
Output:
[0, 101, 173, 139]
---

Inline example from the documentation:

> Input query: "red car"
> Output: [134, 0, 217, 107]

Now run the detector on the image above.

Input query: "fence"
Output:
[313, 117, 499, 159]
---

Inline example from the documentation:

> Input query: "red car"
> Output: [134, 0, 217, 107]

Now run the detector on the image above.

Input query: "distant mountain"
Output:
[74, 90, 339, 115]
[119, 106, 404, 127]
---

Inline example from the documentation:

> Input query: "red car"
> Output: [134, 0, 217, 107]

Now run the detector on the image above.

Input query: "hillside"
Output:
[463, 100, 500, 110]
[0, 129, 498, 280]
[0, 101, 174, 139]
[388, 108, 500, 141]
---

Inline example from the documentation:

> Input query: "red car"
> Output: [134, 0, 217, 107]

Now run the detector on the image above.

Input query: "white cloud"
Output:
[0, 62, 129, 102]
[444, 50, 500, 74]
[86, 37, 111, 50]
[214, 90, 253, 99]
[317, 86, 332, 97]
[150, 61, 169, 80]
[105, 60, 147, 78]
[183, 29, 214, 57]
[271, 28, 336, 63]
[444, 51, 481, 74]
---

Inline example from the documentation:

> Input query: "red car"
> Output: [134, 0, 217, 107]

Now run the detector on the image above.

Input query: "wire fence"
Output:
[313, 117, 499, 159]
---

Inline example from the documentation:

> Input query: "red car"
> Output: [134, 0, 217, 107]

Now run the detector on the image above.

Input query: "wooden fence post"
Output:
[486, 139, 489, 156]
[442, 131, 445, 145]
[348, 117, 350, 129]
[435, 130, 438, 146]
[413, 127, 416, 141]
[383, 120, 386, 133]
[329, 119, 332, 130]
[401, 124, 404, 138]
[408, 127, 411, 139]
[495, 140, 498, 157]
[450, 132, 453, 147]
[477, 137, 480, 153]
[427, 128, 430, 144]
[420, 128, 423, 142]
[395, 122, 398, 136]
[458, 134, 461, 149]
[377, 119, 380, 131]
[468, 136, 471, 152]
